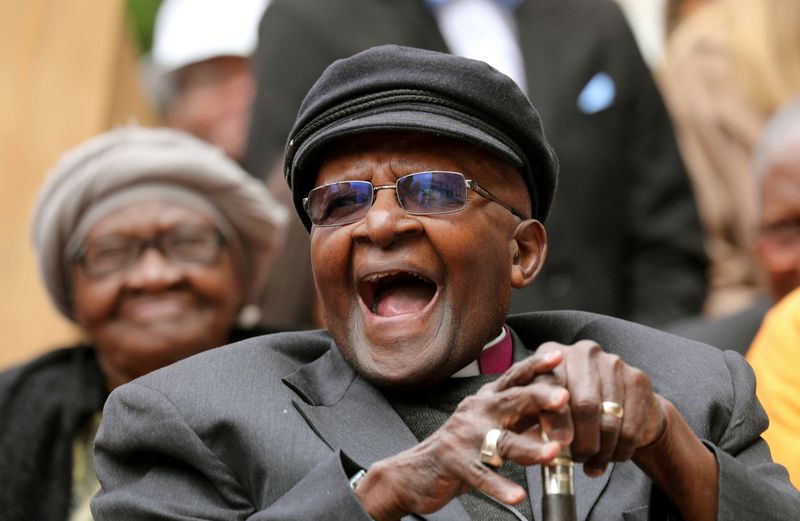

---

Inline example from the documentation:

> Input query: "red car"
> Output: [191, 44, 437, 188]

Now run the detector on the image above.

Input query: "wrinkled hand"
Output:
[534, 340, 718, 521]
[355, 350, 569, 520]
[534, 340, 667, 476]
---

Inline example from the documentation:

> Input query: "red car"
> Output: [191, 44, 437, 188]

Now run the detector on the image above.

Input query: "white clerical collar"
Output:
[451, 326, 507, 378]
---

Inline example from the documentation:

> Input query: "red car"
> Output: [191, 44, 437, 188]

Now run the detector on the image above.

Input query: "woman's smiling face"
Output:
[71, 201, 243, 388]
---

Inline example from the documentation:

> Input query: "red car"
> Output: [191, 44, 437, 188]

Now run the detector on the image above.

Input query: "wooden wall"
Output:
[0, 0, 157, 370]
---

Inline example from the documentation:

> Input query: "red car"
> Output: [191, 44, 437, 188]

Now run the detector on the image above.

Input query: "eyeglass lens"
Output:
[79, 227, 223, 277]
[396, 172, 467, 214]
[306, 171, 469, 226]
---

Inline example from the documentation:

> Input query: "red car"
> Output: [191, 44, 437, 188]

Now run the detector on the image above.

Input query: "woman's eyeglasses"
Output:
[303, 170, 524, 227]
[73, 226, 225, 278]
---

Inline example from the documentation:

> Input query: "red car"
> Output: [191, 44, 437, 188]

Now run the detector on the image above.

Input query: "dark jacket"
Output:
[92, 312, 800, 520]
[666, 296, 772, 355]
[0, 328, 269, 521]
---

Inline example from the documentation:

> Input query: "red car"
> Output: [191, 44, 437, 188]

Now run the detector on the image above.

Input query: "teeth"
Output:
[363, 271, 431, 283]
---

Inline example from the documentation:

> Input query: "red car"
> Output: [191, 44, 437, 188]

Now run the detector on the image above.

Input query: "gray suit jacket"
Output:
[92, 312, 800, 520]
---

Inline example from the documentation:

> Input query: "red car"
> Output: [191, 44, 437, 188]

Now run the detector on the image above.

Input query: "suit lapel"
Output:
[282, 344, 469, 520]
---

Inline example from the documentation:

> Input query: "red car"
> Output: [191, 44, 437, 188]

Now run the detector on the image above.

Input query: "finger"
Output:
[496, 429, 563, 466]
[539, 402, 574, 447]
[612, 366, 652, 461]
[484, 382, 569, 430]
[565, 341, 603, 461]
[533, 351, 572, 446]
[531, 343, 568, 389]
[493, 347, 564, 391]
[588, 354, 625, 473]
[582, 456, 609, 477]
[461, 459, 528, 505]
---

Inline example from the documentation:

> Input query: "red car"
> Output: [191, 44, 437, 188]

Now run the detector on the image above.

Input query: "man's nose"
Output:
[124, 247, 183, 290]
[355, 189, 423, 247]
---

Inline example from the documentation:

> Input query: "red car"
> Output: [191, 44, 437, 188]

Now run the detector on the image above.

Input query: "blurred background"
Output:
[0, 0, 696, 370]
[3, 0, 796, 371]
[0, 0, 160, 370]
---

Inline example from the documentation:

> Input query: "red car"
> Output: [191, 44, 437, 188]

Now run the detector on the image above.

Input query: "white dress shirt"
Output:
[427, 0, 528, 93]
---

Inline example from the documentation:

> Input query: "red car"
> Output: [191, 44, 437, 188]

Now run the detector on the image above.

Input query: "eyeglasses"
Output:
[758, 218, 800, 267]
[760, 219, 800, 247]
[303, 170, 524, 227]
[73, 226, 226, 278]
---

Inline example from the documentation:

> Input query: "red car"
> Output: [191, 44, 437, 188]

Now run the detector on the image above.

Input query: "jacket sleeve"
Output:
[91, 382, 375, 521]
[706, 351, 800, 520]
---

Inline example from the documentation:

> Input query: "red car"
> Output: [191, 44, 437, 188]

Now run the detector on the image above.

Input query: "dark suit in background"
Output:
[92, 312, 800, 520]
[666, 296, 772, 355]
[245, 0, 708, 327]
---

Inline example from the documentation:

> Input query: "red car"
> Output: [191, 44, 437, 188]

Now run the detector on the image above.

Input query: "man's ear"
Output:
[510, 219, 547, 289]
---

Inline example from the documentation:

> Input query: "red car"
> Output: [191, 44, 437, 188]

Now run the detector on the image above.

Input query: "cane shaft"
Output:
[541, 451, 577, 521]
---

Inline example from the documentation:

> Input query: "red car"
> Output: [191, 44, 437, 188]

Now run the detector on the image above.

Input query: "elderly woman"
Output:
[0, 126, 286, 521]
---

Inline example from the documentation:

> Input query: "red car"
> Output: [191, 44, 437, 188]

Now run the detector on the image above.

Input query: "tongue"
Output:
[375, 283, 433, 317]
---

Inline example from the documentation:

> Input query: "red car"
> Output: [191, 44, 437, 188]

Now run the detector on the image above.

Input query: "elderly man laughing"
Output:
[92, 46, 800, 521]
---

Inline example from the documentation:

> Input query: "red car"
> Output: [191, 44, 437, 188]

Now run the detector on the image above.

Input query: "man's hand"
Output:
[354, 350, 569, 520]
[356, 341, 717, 521]
[534, 340, 718, 521]
[533, 340, 667, 476]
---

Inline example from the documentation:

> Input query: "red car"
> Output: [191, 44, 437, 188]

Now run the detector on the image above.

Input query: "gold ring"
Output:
[601, 401, 624, 419]
[479, 428, 504, 468]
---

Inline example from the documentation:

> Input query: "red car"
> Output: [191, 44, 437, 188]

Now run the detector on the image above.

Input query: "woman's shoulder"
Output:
[0, 344, 105, 427]
[0, 344, 97, 392]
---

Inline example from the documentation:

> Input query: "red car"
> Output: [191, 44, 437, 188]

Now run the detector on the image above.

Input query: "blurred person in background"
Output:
[665, 0, 713, 33]
[150, 0, 270, 164]
[752, 101, 800, 309]
[247, 0, 708, 331]
[149, 0, 315, 330]
[612, 0, 668, 69]
[660, 0, 800, 318]
[606, 0, 716, 71]
[747, 286, 800, 490]
[610, 0, 713, 70]
[745, 101, 800, 488]
[668, 100, 800, 353]
[0, 126, 286, 521]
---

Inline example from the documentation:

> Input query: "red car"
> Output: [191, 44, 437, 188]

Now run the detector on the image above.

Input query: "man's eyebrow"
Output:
[389, 158, 438, 175]
[331, 159, 374, 180]
[332, 159, 441, 181]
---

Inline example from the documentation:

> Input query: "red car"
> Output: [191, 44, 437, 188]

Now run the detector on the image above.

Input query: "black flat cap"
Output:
[284, 44, 559, 230]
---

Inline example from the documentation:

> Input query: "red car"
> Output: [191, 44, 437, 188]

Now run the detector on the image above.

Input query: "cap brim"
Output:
[295, 108, 523, 171]
[290, 108, 525, 229]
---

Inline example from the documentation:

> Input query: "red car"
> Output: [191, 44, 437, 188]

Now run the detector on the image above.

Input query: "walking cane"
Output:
[541, 445, 577, 521]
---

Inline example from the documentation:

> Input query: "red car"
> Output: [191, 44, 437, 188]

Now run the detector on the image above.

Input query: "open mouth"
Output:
[358, 271, 438, 318]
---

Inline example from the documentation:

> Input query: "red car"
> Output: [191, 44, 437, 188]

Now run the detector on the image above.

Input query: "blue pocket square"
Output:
[577, 72, 615, 114]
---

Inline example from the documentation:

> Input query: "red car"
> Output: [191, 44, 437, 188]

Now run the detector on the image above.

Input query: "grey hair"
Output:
[752, 98, 800, 183]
